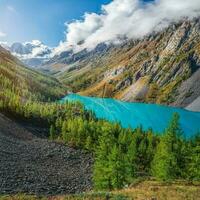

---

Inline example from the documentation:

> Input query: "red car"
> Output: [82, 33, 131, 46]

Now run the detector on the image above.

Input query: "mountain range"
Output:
[43, 17, 200, 111]
[3, 40, 53, 67]
[3, 17, 200, 111]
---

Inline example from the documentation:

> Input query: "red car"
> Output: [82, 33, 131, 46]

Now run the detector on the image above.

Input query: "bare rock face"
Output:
[172, 68, 200, 108]
[186, 96, 200, 112]
[115, 77, 133, 91]
[163, 21, 191, 54]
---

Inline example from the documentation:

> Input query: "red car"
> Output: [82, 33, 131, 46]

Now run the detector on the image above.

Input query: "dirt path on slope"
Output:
[0, 113, 93, 195]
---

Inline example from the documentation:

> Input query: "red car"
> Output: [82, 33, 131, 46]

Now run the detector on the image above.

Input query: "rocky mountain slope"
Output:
[43, 18, 200, 111]
[0, 113, 92, 195]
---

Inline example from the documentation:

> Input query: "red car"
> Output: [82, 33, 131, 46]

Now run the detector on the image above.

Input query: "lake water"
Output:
[61, 94, 200, 138]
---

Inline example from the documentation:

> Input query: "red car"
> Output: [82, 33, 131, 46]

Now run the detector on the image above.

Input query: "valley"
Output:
[0, 3, 200, 199]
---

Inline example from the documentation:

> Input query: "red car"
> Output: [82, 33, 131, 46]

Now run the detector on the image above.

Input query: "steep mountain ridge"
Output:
[43, 18, 200, 111]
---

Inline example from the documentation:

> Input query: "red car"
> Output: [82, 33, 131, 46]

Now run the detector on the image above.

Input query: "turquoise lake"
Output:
[61, 94, 200, 138]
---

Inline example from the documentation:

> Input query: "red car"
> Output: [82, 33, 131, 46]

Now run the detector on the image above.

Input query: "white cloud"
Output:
[54, 0, 200, 54]
[0, 31, 6, 37]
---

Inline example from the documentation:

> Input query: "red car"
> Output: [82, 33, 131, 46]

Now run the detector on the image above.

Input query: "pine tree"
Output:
[61, 121, 68, 141]
[126, 137, 138, 178]
[146, 130, 157, 173]
[187, 134, 200, 180]
[85, 135, 93, 151]
[49, 124, 56, 140]
[189, 145, 200, 180]
[108, 145, 128, 189]
[93, 129, 115, 190]
[166, 113, 185, 178]
[151, 135, 176, 180]
[151, 113, 182, 180]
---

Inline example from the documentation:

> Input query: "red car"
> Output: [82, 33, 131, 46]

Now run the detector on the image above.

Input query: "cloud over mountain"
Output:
[54, 0, 200, 54]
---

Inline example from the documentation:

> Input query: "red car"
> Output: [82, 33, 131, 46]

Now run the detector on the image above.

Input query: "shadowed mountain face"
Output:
[41, 18, 200, 111]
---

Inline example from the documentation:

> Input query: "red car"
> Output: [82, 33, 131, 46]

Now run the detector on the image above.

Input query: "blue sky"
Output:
[0, 0, 112, 46]
[2, 0, 191, 50]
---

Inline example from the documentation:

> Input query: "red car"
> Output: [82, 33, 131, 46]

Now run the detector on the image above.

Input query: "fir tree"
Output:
[108, 145, 128, 189]
[49, 124, 56, 140]
[188, 145, 200, 180]
[187, 134, 200, 180]
[151, 135, 177, 180]
[126, 137, 137, 178]
[93, 130, 115, 190]
[85, 135, 93, 151]
[151, 113, 182, 180]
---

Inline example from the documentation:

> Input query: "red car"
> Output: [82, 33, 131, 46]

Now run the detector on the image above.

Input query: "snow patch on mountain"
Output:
[9, 40, 53, 67]
[11, 40, 52, 59]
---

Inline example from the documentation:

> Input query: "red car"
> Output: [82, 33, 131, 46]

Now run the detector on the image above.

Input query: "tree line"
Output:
[50, 112, 200, 190]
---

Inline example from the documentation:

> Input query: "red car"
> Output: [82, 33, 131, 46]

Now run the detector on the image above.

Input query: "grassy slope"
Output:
[1, 181, 200, 200]
[0, 45, 66, 102]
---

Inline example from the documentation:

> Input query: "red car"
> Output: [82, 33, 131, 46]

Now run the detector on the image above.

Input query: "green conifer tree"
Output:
[189, 146, 200, 180]
[49, 124, 56, 140]
[93, 129, 115, 190]
[151, 135, 176, 180]
[108, 144, 130, 189]
[151, 113, 182, 180]
[188, 134, 200, 180]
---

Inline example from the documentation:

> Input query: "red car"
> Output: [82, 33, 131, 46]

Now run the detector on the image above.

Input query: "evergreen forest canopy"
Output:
[0, 54, 200, 191]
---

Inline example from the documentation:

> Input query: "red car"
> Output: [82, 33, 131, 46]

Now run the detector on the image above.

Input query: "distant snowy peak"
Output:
[11, 42, 31, 55]
[25, 39, 42, 46]
[11, 40, 52, 59]
[0, 42, 10, 51]
[9, 40, 53, 67]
